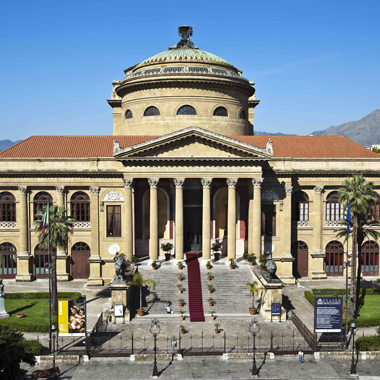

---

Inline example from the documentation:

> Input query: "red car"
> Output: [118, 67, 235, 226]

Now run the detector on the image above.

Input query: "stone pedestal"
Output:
[251, 266, 286, 321]
[110, 281, 131, 323]
[0, 297, 9, 319]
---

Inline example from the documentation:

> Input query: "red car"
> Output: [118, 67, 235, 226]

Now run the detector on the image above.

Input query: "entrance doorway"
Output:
[0, 243, 17, 279]
[325, 241, 344, 276]
[292, 241, 308, 278]
[183, 188, 202, 252]
[34, 245, 50, 279]
[71, 242, 91, 279]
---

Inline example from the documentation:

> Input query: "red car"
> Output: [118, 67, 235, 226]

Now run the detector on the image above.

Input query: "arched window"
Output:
[144, 106, 160, 116]
[213, 106, 228, 117]
[293, 191, 309, 221]
[326, 191, 344, 221]
[71, 192, 90, 222]
[125, 109, 133, 119]
[325, 241, 344, 276]
[361, 241, 379, 276]
[0, 192, 16, 222]
[34, 244, 50, 278]
[370, 195, 380, 221]
[177, 105, 196, 115]
[239, 109, 246, 119]
[34, 192, 53, 221]
[0, 242, 17, 278]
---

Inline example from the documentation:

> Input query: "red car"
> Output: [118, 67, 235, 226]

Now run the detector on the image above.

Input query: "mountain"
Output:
[0, 139, 22, 152]
[311, 109, 380, 146]
[254, 131, 295, 136]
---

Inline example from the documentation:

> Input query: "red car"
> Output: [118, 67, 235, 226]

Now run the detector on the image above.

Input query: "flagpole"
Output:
[48, 205, 52, 354]
[345, 202, 351, 348]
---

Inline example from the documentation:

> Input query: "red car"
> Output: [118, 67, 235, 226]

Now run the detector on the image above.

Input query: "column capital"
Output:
[55, 186, 65, 194]
[201, 178, 213, 188]
[226, 178, 238, 188]
[89, 186, 100, 196]
[174, 178, 185, 188]
[251, 178, 264, 188]
[123, 177, 134, 188]
[18, 186, 27, 194]
[148, 178, 160, 188]
[314, 185, 324, 194]
[285, 185, 293, 195]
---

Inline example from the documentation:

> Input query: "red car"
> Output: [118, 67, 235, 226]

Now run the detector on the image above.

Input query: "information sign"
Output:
[314, 297, 342, 333]
[58, 296, 87, 336]
[114, 303, 124, 317]
[271, 302, 281, 322]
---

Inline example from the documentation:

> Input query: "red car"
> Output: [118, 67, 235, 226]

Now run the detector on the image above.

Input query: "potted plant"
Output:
[208, 297, 214, 306]
[131, 256, 139, 266]
[246, 281, 259, 315]
[179, 309, 185, 321]
[151, 260, 158, 270]
[229, 258, 236, 269]
[177, 273, 185, 281]
[211, 238, 223, 261]
[179, 325, 186, 334]
[206, 261, 212, 270]
[210, 310, 216, 321]
[259, 254, 267, 271]
[206, 272, 213, 281]
[243, 252, 249, 261]
[161, 242, 173, 261]
[127, 272, 156, 317]
[177, 261, 184, 270]
[214, 323, 220, 334]
[178, 298, 184, 307]
[247, 254, 257, 266]
[177, 284, 183, 293]
[207, 284, 214, 293]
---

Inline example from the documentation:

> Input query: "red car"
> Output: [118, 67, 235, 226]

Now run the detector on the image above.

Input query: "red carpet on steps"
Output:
[186, 253, 205, 322]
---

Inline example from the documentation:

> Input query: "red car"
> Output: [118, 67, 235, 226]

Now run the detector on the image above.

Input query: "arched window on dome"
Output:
[213, 106, 228, 117]
[177, 105, 196, 115]
[125, 110, 133, 119]
[239, 109, 246, 120]
[144, 106, 160, 117]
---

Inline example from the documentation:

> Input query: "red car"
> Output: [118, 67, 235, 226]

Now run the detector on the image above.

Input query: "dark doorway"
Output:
[71, 242, 91, 279]
[0, 243, 17, 279]
[325, 241, 344, 276]
[292, 241, 308, 278]
[183, 188, 202, 252]
[35, 245, 50, 279]
[361, 241, 379, 276]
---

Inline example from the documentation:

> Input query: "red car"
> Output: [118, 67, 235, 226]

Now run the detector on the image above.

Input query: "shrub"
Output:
[5, 292, 81, 300]
[0, 320, 49, 333]
[355, 335, 380, 351]
[304, 291, 315, 306]
[23, 340, 43, 355]
[243, 253, 248, 260]
[259, 254, 267, 269]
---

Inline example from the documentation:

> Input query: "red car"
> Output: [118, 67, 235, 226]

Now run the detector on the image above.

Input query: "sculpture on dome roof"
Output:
[176, 26, 195, 49]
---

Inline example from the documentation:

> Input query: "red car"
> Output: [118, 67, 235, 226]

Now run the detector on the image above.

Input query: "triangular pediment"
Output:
[113, 127, 273, 160]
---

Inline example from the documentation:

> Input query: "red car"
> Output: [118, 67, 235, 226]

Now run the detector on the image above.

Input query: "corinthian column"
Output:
[123, 178, 134, 260]
[55, 186, 69, 280]
[148, 178, 160, 261]
[16, 186, 32, 281]
[201, 178, 212, 260]
[227, 178, 238, 259]
[252, 178, 264, 257]
[174, 178, 185, 260]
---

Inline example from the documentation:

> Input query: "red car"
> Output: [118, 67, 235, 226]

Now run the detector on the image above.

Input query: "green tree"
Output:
[127, 272, 156, 312]
[372, 147, 380, 154]
[336, 175, 380, 318]
[246, 281, 259, 309]
[0, 326, 36, 380]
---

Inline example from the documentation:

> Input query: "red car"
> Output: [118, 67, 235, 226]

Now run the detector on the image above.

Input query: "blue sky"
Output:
[0, 0, 379, 140]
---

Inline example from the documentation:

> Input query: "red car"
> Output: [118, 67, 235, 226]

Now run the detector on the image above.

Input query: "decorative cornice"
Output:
[55, 186, 65, 194]
[18, 186, 27, 194]
[201, 178, 213, 188]
[103, 190, 124, 202]
[314, 186, 324, 194]
[89, 186, 100, 196]
[226, 178, 238, 188]
[285, 185, 293, 195]
[174, 178, 185, 188]
[148, 178, 160, 188]
[107, 99, 122, 108]
[123, 177, 134, 188]
[252, 177, 264, 188]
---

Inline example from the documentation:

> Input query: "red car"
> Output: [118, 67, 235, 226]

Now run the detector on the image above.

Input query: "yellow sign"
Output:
[58, 300, 69, 334]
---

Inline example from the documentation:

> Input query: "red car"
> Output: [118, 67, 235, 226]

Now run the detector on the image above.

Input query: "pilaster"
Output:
[201, 178, 212, 260]
[174, 178, 185, 260]
[227, 178, 238, 259]
[252, 178, 264, 257]
[148, 178, 160, 261]
[123, 177, 134, 260]
[55, 186, 69, 281]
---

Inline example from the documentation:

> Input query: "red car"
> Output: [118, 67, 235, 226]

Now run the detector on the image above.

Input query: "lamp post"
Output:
[51, 323, 56, 368]
[249, 318, 260, 377]
[350, 321, 357, 375]
[150, 319, 160, 378]
[343, 249, 351, 348]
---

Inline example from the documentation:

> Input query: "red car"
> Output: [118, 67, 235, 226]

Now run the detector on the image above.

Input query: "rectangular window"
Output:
[107, 206, 121, 237]
[261, 205, 276, 236]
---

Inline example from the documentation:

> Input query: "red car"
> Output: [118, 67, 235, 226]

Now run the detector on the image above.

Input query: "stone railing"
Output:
[292, 221, 309, 227]
[325, 221, 343, 227]
[73, 222, 91, 229]
[0, 221, 17, 229]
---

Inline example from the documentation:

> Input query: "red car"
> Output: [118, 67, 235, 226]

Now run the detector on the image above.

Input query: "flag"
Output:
[39, 205, 49, 236]
[346, 202, 351, 235]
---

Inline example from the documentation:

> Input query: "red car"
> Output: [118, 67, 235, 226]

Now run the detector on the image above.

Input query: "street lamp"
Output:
[51, 323, 56, 368]
[350, 321, 357, 375]
[150, 319, 161, 378]
[249, 318, 261, 377]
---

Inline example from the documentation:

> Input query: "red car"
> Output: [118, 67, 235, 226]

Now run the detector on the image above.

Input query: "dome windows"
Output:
[125, 110, 133, 119]
[177, 105, 196, 115]
[213, 106, 228, 117]
[144, 106, 160, 116]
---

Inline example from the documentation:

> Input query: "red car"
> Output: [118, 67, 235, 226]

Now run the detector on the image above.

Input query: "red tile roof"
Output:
[0, 135, 378, 159]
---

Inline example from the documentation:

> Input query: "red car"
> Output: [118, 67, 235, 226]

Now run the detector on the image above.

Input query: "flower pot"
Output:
[261, 268, 267, 272]
[249, 262, 253, 266]
[180, 316, 184, 321]
[207, 277, 211, 281]
[180, 329, 185, 334]
[132, 262, 136, 266]
[214, 329, 219, 334]
[137, 309, 145, 317]
[179, 302, 184, 307]
[214, 252, 220, 261]
[152, 266, 157, 270]
[209, 302, 213, 307]
[208, 290, 212, 294]
[178, 278, 183, 281]
[211, 316, 215, 321]
[165, 253, 172, 261]
[178, 290, 182, 294]
[249, 307, 257, 315]
[230, 265, 234, 269]
[206, 266, 211, 270]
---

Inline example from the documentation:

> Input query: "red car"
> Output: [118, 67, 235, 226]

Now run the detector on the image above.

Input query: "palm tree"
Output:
[336, 175, 380, 318]
[127, 272, 156, 312]
[246, 281, 259, 309]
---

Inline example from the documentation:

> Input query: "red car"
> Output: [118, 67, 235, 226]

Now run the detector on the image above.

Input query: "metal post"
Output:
[152, 332, 158, 378]
[132, 333, 134, 355]
[52, 334, 56, 368]
[224, 332, 226, 354]
[350, 323, 357, 375]
[344, 246, 349, 347]
[252, 332, 258, 376]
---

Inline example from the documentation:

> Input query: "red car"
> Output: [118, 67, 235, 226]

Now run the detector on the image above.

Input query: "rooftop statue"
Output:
[176, 25, 195, 49]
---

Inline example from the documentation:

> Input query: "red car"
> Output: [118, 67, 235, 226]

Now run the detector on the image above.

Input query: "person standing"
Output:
[298, 350, 304, 363]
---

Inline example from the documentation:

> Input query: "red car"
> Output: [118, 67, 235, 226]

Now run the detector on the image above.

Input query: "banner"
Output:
[314, 296, 342, 333]
[58, 296, 86, 336]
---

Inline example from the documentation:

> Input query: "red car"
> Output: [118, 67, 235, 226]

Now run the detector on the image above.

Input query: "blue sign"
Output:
[271, 302, 281, 315]
[314, 297, 343, 333]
